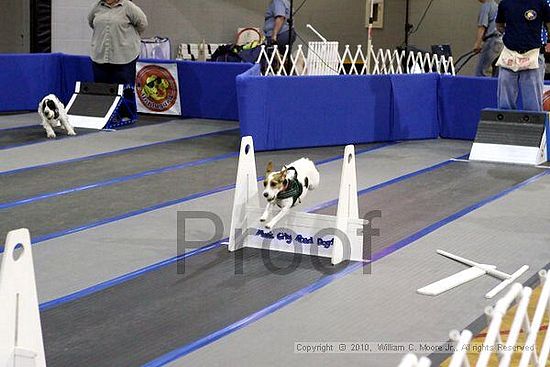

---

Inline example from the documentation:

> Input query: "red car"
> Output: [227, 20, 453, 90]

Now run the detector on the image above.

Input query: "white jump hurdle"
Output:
[227, 136, 368, 265]
[0, 229, 46, 367]
[417, 250, 529, 299]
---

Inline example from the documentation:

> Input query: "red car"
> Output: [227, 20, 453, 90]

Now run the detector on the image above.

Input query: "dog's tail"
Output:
[305, 160, 320, 191]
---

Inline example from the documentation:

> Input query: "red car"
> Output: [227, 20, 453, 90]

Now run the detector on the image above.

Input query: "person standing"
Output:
[88, 0, 148, 86]
[263, 0, 295, 48]
[496, 0, 550, 111]
[474, 0, 503, 77]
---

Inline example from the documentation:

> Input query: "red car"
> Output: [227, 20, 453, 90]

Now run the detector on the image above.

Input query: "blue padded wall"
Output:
[238, 65, 393, 151]
[238, 67, 446, 150]
[0, 53, 62, 111]
[60, 55, 94, 104]
[438, 75, 498, 140]
[143, 59, 252, 120]
[390, 73, 439, 140]
[0, 53, 251, 122]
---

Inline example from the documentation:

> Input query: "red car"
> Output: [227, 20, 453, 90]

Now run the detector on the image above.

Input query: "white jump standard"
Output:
[0, 229, 47, 367]
[227, 136, 369, 265]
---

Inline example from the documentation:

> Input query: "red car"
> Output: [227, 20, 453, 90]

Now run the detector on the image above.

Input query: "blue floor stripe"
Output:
[306, 154, 469, 212]
[37, 148, 458, 313]
[0, 127, 239, 176]
[36, 143, 403, 309]
[0, 142, 397, 210]
[0, 152, 239, 210]
[10, 142, 394, 250]
[140, 170, 549, 367]
[39, 240, 226, 312]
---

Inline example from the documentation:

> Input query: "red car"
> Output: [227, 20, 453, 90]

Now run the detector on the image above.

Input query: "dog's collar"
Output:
[276, 177, 303, 207]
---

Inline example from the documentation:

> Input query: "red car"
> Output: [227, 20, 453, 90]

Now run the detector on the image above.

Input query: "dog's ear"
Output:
[42, 100, 47, 111]
[280, 167, 288, 178]
[266, 161, 273, 174]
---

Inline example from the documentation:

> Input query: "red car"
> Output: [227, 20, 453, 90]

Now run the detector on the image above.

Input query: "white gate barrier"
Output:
[257, 44, 455, 77]
[0, 229, 47, 367]
[227, 136, 369, 265]
[400, 269, 550, 367]
[307, 41, 340, 76]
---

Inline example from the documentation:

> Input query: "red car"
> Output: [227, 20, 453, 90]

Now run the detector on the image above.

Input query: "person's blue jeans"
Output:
[497, 54, 545, 111]
[475, 36, 503, 77]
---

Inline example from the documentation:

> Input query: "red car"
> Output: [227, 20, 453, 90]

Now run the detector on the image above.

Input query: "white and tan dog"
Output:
[38, 94, 76, 139]
[260, 158, 320, 229]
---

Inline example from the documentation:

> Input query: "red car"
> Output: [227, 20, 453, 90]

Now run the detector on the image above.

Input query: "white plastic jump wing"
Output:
[0, 229, 46, 367]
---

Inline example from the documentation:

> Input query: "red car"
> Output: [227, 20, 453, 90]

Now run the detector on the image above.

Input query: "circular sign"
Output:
[525, 10, 537, 21]
[136, 65, 178, 112]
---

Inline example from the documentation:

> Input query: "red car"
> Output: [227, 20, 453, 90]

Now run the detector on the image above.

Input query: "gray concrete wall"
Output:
[52, 0, 369, 57]
[38, 0, 481, 75]
[0, 0, 30, 53]
[373, 0, 481, 75]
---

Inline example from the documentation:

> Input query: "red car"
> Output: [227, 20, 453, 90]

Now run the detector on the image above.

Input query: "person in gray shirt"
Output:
[474, 0, 503, 77]
[88, 0, 148, 85]
[264, 0, 295, 47]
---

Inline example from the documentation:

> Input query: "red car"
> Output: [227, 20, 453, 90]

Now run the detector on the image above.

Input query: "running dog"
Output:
[260, 158, 320, 229]
[38, 94, 76, 139]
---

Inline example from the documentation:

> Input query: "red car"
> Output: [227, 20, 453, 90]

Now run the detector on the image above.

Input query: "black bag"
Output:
[211, 44, 243, 62]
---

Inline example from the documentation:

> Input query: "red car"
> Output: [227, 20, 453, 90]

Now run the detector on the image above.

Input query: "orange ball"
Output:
[543, 89, 550, 111]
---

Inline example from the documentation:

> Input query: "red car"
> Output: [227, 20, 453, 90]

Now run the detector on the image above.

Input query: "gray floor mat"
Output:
[39, 161, 541, 367]
[0, 143, 379, 243]
[0, 130, 239, 203]
[316, 161, 542, 255]
[42, 248, 349, 367]
[0, 125, 97, 149]
[0, 114, 177, 150]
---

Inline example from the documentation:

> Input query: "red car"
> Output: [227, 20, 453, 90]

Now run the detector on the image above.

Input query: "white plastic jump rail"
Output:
[417, 250, 530, 299]
[256, 44, 455, 77]
[227, 136, 368, 265]
[0, 229, 47, 367]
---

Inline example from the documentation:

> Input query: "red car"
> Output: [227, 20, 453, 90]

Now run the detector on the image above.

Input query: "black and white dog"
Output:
[260, 158, 320, 229]
[38, 94, 76, 139]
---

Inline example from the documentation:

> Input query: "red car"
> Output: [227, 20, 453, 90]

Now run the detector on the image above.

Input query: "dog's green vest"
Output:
[276, 167, 303, 207]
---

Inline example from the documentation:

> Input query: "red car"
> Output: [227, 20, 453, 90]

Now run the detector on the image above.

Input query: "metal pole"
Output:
[405, 0, 410, 50]
[280, 0, 294, 73]
[366, 0, 374, 74]
[288, 0, 294, 63]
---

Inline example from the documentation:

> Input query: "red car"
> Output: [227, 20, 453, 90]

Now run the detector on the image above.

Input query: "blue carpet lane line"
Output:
[0, 152, 239, 210]
[39, 146, 457, 312]
[1, 141, 400, 210]
[0, 118, 205, 151]
[39, 241, 224, 312]
[139, 170, 549, 367]
[0, 127, 240, 176]
[2, 142, 396, 251]
[306, 154, 469, 212]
